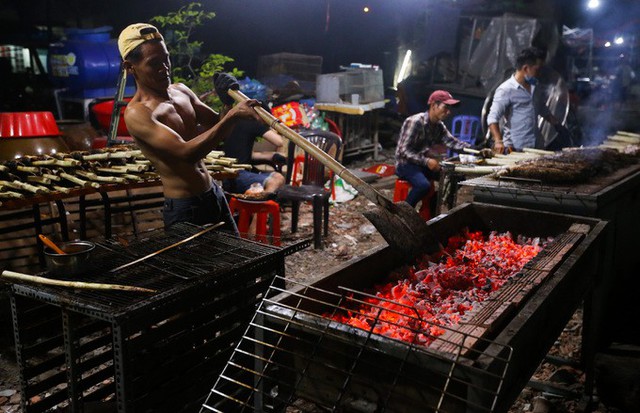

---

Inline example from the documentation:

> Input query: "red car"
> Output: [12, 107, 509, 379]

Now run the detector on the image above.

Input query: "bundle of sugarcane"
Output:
[202, 150, 252, 174]
[0, 160, 55, 198]
[462, 147, 542, 167]
[0, 145, 253, 203]
[600, 131, 640, 155]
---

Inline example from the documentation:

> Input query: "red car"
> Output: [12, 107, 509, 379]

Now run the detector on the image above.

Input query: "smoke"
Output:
[575, 79, 625, 147]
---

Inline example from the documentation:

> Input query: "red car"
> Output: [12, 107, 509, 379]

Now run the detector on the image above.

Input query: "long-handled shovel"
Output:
[228, 89, 442, 260]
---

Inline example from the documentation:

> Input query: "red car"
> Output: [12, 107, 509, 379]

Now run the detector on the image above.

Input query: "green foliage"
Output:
[150, 2, 243, 109]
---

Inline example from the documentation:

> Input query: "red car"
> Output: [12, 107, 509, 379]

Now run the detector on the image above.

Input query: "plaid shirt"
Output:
[395, 112, 469, 167]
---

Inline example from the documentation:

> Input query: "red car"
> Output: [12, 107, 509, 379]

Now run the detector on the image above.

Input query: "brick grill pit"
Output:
[203, 203, 607, 413]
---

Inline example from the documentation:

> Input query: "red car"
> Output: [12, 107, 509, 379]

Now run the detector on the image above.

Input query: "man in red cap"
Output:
[395, 90, 483, 209]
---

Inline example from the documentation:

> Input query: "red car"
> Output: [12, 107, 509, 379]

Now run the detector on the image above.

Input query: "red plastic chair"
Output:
[228, 198, 281, 246]
[325, 118, 342, 139]
[393, 179, 436, 221]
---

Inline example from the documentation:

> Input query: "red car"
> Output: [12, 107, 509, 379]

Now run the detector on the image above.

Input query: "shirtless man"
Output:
[117, 23, 261, 232]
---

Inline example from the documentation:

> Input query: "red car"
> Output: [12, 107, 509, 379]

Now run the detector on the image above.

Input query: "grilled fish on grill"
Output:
[496, 148, 638, 184]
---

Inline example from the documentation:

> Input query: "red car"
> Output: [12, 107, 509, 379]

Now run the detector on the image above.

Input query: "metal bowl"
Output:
[44, 240, 95, 277]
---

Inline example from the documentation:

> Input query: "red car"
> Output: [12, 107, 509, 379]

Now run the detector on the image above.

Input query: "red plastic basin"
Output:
[91, 98, 131, 136]
[0, 112, 61, 138]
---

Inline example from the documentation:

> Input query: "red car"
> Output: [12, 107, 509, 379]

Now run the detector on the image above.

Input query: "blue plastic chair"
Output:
[448, 115, 480, 156]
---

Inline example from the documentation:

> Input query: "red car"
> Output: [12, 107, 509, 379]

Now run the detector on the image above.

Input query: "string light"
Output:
[587, 0, 600, 10]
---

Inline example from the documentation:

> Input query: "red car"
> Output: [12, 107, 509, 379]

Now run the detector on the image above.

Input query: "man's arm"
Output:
[261, 129, 284, 149]
[176, 83, 221, 130]
[125, 99, 261, 164]
[441, 124, 470, 152]
[396, 117, 431, 167]
[250, 129, 286, 166]
[488, 123, 506, 154]
[487, 86, 509, 153]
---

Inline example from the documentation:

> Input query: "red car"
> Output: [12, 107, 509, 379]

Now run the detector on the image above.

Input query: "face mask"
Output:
[524, 74, 538, 86]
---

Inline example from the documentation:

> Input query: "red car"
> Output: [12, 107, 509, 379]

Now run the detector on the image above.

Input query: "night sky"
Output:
[1, 0, 638, 76]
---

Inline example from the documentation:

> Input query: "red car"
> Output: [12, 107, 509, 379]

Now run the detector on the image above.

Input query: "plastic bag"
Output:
[326, 175, 358, 204]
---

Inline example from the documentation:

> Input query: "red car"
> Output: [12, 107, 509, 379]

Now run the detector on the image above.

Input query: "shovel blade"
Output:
[363, 201, 442, 262]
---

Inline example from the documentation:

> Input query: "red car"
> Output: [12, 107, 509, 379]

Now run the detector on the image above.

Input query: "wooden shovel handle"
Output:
[228, 89, 393, 210]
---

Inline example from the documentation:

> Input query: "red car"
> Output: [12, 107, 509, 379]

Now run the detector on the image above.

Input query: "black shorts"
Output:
[163, 184, 238, 235]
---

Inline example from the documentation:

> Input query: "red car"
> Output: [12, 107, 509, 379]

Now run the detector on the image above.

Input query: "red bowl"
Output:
[91, 98, 131, 136]
[0, 112, 61, 138]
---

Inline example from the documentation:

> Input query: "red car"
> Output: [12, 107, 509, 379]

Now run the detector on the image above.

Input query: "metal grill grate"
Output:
[202, 276, 513, 413]
[11, 223, 285, 318]
[9, 222, 291, 413]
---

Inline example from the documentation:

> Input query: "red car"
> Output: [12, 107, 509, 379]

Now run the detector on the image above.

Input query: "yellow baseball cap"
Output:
[118, 23, 164, 59]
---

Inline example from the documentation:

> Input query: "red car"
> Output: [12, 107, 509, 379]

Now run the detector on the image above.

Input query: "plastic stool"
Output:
[392, 179, 436, 220]
[229, 198, 281, 245]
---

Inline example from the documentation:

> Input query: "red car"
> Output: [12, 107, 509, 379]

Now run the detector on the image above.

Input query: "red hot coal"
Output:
[329, 230, 551, 346]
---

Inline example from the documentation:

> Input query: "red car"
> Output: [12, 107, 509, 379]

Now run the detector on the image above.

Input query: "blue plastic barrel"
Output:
[48, 26, 135, 99]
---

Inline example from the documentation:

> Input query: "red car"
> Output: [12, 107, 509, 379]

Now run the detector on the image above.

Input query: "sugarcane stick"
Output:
[42, 173, 62, 182]
[140, 172, 159, 180]
[60, 158, 82, 167]
[483, 157, 521, 166]
[608, 135, 640, 144]
[122, 174, 143, 181]
[0, 165, 8, 173]
[32, 158, 80, 167]
[1, 270, 156, 293]
[211, 159, 235, 167]
[30, 158, 57, 166]
[83, 153, 111, 161]
[463, 147, 480, 154]
[59, 172, 101, 188]
[53, 186, 73, 194]
[522, 148, 554, 155]
[34, 184, 51, 193]
[454, 165, 502, 174]
[95, 167, 134, 175]
[76, 171, 127, 184]
[206, 150, 225, 158]
[16, 165, 40, 174]
[493, 153, 538, 160]
[109, 150, 142, 159]
[0, 180, 47, 194]
[134, 160, 152, 165]
[0, 181, 19, 190]
[0, 191, 25, 199]
[27, 176, 52, 186]
[617, 131, 640, 138]
[124, 163, 149, 172]
[601, 140, 629, 147]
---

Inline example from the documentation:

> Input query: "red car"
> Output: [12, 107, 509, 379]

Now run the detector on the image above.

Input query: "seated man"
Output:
[221, 111, 286, 197]
[396, 90, 475, 209]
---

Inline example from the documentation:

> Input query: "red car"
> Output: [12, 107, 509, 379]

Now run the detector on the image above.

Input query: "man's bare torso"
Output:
[128, 85, 212, 199]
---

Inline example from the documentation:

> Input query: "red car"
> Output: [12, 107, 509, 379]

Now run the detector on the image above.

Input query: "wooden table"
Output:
[315, 101, 386, 160]
[0, 172, 236, 267]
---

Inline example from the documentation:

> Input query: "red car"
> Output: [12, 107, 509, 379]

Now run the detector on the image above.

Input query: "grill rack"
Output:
[202, 276, 513, 413]
[11, 223, 287, 319]
[9, 223, 289, 413]
[460, 164, 640, 215]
